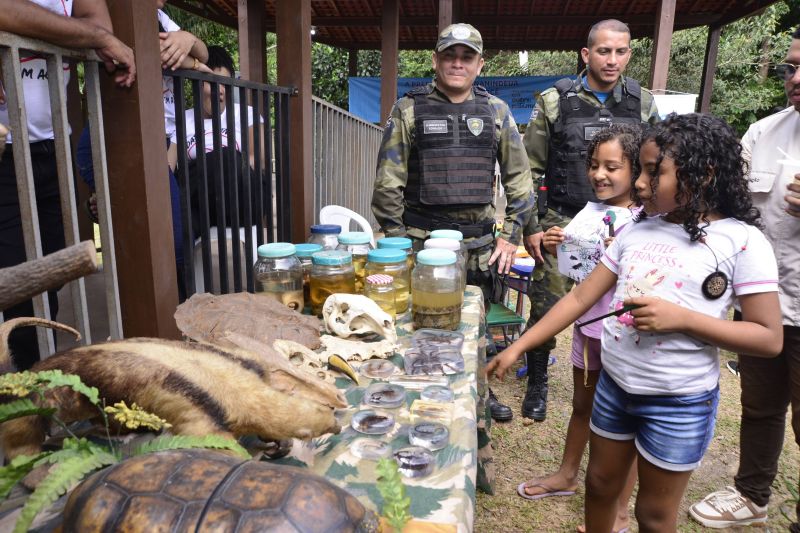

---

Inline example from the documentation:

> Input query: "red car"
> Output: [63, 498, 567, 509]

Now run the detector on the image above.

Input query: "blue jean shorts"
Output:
[590, 370, 719, 472]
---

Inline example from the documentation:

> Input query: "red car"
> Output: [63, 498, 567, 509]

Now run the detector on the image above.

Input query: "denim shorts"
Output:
[590, 370, 719, 472]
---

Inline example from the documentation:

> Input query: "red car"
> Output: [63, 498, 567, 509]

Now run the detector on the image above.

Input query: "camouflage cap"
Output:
[436, 23, 483, 55]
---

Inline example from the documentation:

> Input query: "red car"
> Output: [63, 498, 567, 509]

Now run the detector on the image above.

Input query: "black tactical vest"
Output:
[545, 77, 642, 210]
[405, 85, 497, 207]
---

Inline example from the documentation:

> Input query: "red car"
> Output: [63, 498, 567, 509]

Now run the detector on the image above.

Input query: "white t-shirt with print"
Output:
[158, 9, 180, 140]
[176, 106, 259, 160]
[559, 202, 639, 339]
[600, 217, 778, 395]
[0, 0, 73, 143]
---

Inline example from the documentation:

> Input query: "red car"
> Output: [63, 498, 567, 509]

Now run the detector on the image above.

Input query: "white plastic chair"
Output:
[319, 205, 376, 247]
[193, 226, 261, 294]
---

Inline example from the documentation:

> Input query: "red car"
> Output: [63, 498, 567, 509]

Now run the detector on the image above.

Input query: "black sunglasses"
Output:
[775, 62, 800, 81]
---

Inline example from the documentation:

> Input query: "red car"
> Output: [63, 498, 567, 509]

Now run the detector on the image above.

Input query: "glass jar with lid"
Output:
[308, 224, 342, 250]
[411, 249, 463, 331]
[309, 250, 356, 316]
[429, 229, 467, 258]
[377, 237, 415, 272]
[253, 242, 304, 312]
[364, 274, 396, 320]
[294, 243, 323, 313]
[365, 249, 409, 314]
[424, 238, 466, 290]
[336, 232, 372, 294]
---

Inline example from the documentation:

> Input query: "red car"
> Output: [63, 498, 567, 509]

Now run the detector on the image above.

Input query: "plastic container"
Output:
[253, 242, 304, 311]
[429, 229, 467, 257]
[337, 232, 372, 293]
[377, 237, 415, 272]
[294, 243, 323, 313]
[308, 224, 342, 250]
[424, 237, 466, 290]
[364, 274, 396, 319]
[411, 249, 463, 330]
[309, 250, 355, 316]
[366, 249, 410, 314]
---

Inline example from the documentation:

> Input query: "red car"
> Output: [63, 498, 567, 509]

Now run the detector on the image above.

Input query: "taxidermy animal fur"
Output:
[0, 318, 344, 461]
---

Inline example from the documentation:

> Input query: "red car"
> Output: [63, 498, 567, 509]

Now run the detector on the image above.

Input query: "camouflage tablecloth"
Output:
[271, 287, 485, 532]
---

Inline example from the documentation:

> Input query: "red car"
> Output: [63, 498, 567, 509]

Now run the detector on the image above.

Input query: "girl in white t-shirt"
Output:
[489, 113, 783, 531]
[517, 124, 641, 533]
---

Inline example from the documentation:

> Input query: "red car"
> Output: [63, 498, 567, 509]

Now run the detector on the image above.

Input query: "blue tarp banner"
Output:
[348, 75, 566, 125]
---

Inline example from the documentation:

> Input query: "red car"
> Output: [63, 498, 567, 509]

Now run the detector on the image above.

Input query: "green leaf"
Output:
[0, 452, 51, 500]
[134, 435, 250, 459]
[376, 458, 411, 532]
[13, 452, 116, 533]
[0, 398, 55, 424]
[37, 371, 100, 406]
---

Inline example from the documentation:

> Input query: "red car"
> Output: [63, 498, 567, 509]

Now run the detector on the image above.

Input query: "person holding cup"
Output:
[689, 25, 800, 530]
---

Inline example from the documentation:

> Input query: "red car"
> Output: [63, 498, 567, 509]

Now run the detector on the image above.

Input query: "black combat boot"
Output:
[488, 388, 513, 422]
[521, 352, 549, 421]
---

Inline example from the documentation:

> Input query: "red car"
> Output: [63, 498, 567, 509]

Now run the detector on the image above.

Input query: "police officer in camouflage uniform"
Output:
[372, 23, 533, 493]
[521, 19, 660, 421]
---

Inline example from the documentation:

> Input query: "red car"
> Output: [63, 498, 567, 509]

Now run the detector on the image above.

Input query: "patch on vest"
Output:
[423, 120, 448, 134]
[467, 118, 484, 136]
[583, 125, 604, 141]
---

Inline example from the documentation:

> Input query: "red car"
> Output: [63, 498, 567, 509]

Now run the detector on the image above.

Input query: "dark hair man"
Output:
[520, 19, 660, 422]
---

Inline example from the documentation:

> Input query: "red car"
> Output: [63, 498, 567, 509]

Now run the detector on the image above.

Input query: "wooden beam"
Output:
[238, 0, 266, 82]
[302, 13, 719, 27]
[649, 0, 676, 91]
[169, 0, 237, 28]
[276, 0, 313, 242]
[380, 0, 399, 124]
[100, 0, 180, 339]
[698, 24, 722, 113]
[438, 0, 453, 33]
[348, 49, 358, 77]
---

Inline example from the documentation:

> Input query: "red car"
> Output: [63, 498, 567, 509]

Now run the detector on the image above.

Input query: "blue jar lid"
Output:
[295, 243, 323, 258]
[257, 242, 296, 258]
[338, 231, 371, 245]
[429, 229, 463, 242]
[367, 248, 406, 264]
[310, 224, 342, 235]
[416, 249, 457, 266]
[377, 237, 412, 250]
[312, 250, 352, 266]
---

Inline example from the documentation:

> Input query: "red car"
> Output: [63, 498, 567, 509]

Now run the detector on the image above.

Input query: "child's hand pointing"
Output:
[626, 296, 688, 333]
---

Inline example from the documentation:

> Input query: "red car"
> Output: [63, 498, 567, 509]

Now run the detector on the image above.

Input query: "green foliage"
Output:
[135, 434, 249, 459]
[376, 458, 411, 532]
[0, 398, 54, 424]
[0, 453, 50, 500]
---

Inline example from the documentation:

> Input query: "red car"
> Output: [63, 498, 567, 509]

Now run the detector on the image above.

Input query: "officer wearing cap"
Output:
[372, 23, 533, 429]
[519, 19, 660, 422]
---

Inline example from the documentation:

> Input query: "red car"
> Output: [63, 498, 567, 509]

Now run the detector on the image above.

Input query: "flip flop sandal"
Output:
[517, 481, 576, 501]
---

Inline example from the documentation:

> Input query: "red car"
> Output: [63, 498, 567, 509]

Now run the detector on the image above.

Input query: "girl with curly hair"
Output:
[518, 123, 642, 533]
[489, 113, 783, 531]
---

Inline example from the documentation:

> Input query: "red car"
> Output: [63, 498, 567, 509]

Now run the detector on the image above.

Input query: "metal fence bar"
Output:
[311, 96, 381, 229]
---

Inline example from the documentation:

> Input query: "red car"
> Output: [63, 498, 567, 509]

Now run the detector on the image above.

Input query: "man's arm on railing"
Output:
[0, 0, 135, 87]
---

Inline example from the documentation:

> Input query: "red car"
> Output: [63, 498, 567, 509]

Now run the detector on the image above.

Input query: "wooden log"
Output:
[0, 241, 97, 312]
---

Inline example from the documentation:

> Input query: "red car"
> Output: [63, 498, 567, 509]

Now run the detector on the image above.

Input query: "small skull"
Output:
[272, 340, 334, 384]
[322, 294, 397, 343]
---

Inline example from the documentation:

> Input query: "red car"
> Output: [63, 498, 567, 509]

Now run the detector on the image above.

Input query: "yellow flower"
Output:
[104, 401, 172, 431]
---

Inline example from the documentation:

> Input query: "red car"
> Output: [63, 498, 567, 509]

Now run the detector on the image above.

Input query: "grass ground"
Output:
[475, 327, 800, 533]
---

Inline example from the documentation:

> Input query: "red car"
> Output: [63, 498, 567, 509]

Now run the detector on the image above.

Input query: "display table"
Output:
[271, 287, 484, 532]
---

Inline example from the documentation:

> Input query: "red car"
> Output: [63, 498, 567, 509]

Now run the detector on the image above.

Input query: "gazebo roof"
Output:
[171, 0, 776, 51]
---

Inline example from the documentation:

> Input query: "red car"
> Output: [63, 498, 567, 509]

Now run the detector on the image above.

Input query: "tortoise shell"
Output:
[61, 449, 379, 532]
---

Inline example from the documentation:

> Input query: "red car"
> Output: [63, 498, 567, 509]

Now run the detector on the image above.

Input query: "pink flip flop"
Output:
[517, 481, 576, 500]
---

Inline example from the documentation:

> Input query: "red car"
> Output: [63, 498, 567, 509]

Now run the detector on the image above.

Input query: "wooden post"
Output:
[438, 0, 453, 32]
[649, 0, 676, 91]
[100, 0, 180, 339]
[67, 74, 92, 243]
[380, 0, 399, 124]
[238, 0, 266, 82]
[276, 0, 313, 241]
[348, 49, 358, 77]
[699, 25, 722, 113]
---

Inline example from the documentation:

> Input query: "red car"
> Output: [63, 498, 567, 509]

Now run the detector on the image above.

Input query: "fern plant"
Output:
[0, 370, 249, 533]
[376, 457, 411, 532]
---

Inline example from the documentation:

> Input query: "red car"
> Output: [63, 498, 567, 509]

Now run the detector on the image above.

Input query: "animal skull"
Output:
[272, 339, 334, 384]
[319, 335, 398, 362]
[322, 294, 397, 343]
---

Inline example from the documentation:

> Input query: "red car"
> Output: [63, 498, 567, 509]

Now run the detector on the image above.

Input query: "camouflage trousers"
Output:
[411, 231, 496, 494]
[526, 208, 575, 357]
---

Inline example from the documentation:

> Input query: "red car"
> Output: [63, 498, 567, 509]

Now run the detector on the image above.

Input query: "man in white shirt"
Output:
[0, 0, 134, 370]
[689, 25, 800, 530]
